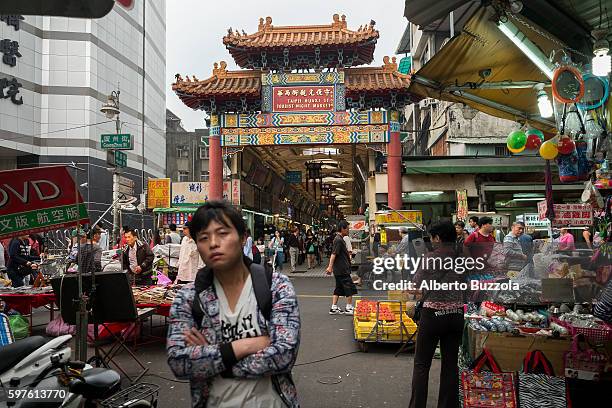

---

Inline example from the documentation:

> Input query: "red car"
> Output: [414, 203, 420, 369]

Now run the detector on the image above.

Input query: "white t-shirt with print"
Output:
[207, 275, 284, 408]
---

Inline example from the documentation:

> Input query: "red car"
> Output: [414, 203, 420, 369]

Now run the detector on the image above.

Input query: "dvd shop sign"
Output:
[0, 166, 88, 238]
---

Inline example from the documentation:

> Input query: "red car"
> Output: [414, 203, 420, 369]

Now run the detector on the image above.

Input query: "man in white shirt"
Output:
[175, 221, 204, 284]
[242, 229, 253, 260]
[166, 224, 181, 244]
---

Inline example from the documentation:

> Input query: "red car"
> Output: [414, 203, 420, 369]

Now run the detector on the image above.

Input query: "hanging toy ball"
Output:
[525, 129, 545, 150]
[539, 140, 558, 159]
[506, 130, 527, 153]
[557, 136, 576, 155]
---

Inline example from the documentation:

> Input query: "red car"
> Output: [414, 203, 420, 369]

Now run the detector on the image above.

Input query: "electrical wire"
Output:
[142, 373, 189, 384]
[293, 351, 361, 367]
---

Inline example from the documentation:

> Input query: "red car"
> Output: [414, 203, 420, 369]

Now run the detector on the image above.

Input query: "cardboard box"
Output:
[467, 326, 571, 376]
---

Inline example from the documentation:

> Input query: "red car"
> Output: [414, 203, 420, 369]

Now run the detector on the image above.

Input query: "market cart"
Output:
[352, 297, 417, 352]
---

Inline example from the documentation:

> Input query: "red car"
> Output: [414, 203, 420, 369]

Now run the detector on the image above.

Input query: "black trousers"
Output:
[409, 307, 464, 408]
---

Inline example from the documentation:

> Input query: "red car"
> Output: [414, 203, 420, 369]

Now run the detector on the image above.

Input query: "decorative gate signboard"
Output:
[272, 85, 334, 112]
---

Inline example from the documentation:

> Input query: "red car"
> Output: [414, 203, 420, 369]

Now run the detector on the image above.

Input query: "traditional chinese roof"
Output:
[345, 57, 411, 95]
[223, 14, 379, 69]
[173, 57, 413, 111]
[172, 62, 262, 109]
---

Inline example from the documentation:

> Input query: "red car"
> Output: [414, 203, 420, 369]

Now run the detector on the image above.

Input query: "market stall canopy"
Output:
[408, 6, 561, 131]
[403, 0, 473, 29]
[403, 156, 547, 174]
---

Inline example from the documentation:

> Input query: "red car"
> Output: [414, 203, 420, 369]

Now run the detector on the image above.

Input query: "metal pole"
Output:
[73, 167, 87, 363]
[140, 0, 146, 230]
[112, 171, 120, 246]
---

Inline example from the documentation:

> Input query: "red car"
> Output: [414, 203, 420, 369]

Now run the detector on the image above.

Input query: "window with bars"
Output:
[200, 146, 209, 159]
[200, 171, 209, 181]
[178, 171, 190, 182]
[176, 145, 189, 158]
[494, 145, 511, 156]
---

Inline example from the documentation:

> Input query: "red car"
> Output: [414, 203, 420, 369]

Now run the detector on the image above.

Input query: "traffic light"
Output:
[0, 0, 115, 18]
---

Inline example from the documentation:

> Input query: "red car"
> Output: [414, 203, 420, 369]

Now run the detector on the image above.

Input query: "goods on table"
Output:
[553, 312, 612, 342]
[132, 286, 178, 305]
[353, 299, 417, 342]
[0, 286, 54, 294]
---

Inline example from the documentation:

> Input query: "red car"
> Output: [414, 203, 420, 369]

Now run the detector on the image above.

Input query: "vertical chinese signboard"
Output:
[0, 166, 89, 239]
[147, 178, 170, 209]
[456, 190, 468, 221]
[0, 14, 24, 105]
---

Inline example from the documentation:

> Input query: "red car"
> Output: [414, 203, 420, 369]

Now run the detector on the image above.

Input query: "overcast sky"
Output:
[165, 0, 408, 131]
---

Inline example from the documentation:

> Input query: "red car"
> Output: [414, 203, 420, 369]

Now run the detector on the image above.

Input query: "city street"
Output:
[29, 274, 442, 408]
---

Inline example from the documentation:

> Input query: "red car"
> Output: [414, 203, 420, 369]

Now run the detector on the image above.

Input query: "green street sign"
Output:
[101, 134, 133, 150]
[114, 150, 127, 168]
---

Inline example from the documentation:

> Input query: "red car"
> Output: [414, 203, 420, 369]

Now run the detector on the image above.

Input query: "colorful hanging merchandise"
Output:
[518, 350, 569, 408]
[555, 102, 593, 183]
[461, 348, 518, 408]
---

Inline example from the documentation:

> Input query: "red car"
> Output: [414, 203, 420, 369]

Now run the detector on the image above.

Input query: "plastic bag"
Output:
[9, 314, 29, 340]
[46, 315, 76, 337]
[156, 272, 172, 286]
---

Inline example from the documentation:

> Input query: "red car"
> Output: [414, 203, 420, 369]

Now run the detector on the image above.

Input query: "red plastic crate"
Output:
[551, 316, 612, 343]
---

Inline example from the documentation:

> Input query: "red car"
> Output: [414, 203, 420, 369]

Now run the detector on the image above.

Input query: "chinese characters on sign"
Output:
[0, 77, 23, 105]
[100, 134, 133, 150]
[538, 201, 593, 226]
[0, 15, 24, 31]
[456, 190, 468, 221]
[0, 39, 21, 67]
[0, 14, 24, 105]
[272, 85, 334, 112]
[374, 210, 423, 225]
[147, 178, 171, 209]
[0, 166, 89, 239]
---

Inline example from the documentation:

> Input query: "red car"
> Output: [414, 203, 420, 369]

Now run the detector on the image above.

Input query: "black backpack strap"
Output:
[250, 263, 273, 321]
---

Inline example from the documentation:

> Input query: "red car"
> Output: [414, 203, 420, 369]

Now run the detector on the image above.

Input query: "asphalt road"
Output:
[28, 276, 443, 407]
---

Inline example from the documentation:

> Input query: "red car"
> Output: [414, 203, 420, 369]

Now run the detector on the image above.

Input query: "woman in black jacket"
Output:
[7, 235, 40, 287]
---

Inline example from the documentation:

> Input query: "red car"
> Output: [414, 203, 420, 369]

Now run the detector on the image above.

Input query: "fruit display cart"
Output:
[353, 298, 418, 352]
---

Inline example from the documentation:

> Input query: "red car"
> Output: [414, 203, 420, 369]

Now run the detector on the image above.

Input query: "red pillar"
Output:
[387, 128, 402, 210]
[209, 118, 223, 200]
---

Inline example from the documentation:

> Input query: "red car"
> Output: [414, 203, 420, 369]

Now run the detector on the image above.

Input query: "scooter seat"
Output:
[0, 336, 46, 374]
[70, 367, 121, 400]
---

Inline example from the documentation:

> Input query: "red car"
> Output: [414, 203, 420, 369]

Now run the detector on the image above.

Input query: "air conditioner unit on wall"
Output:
[418, 98, 438, 109]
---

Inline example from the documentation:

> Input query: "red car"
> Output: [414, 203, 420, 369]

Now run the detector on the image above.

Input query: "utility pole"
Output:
[100, 88, 121, 245]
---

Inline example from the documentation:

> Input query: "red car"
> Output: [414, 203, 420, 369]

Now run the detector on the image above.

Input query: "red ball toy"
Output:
[525, 134, 543, 150]
[557, 137, 575, 155]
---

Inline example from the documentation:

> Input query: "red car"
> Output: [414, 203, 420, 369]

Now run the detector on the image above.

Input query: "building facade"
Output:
[0, 1, 166, 228]
[165, 109, 210, 183]
[397, 15, 517, 157]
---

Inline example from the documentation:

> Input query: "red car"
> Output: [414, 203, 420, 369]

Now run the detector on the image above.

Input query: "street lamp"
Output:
[100, 89, 121, 246]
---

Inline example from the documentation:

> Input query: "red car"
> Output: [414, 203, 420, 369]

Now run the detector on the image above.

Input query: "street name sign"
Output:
[114, 150, 127, 168]
[101, 134, 133, 150]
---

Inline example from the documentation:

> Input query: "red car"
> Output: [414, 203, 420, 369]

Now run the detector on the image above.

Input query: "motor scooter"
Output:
[0, 334, 121, 407]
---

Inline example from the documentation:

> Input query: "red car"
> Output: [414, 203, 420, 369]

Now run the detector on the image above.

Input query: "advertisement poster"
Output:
[147, 178, 171, 209]
[539, 202, 593, 226]
[456, 189, 468, 221]
[0, 166, 88, 238]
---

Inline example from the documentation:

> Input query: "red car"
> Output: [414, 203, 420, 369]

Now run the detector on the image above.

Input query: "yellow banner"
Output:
[147, 178, 171, 209]
[375, 211, 423, 225]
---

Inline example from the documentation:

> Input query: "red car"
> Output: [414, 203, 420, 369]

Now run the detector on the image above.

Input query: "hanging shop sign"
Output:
[518, 213, 551, 228]
[456, 189, 468, 221]
[147, 178, 170, 209]
[0, 166, 89, 239]
[538, 201, 592, 226]
[170, 180, 241, 206]
[375, 210, 423, 225]
[285, 171, 302, 184]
